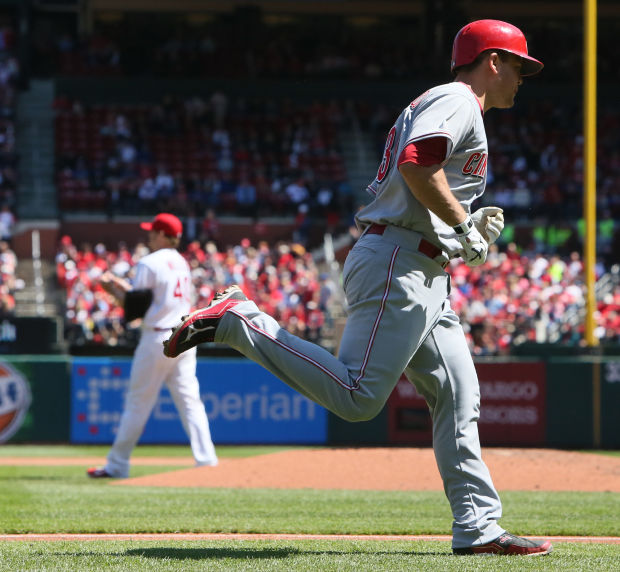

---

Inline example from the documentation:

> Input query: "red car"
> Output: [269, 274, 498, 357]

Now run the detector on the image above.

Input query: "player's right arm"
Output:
[395, 90, 476, 226]
[399, 158, 488, 267]
[103, 261, 155, 321]
[398, 161, 468, 227]
[99, 270, 132, 304]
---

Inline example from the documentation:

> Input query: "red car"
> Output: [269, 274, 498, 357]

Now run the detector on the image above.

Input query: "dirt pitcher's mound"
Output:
[115, 448, 620, 492]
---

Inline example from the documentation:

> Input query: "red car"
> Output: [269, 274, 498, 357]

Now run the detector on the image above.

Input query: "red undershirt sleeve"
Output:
[397, 137, 448, 168]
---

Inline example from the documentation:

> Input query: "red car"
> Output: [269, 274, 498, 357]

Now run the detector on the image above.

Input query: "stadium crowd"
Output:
[450, 244, 619, 354]
[10, 9, 619, 355]
[54, 94, 351, 230]
[56, 233, 619, 354]
[0, 239, 18, 316]
[56, 235, 339, 350]
[31, 11, 620, 84]
[0, 22, 17, 315]
[0, 23, 18, 236]
[53, 92, 620, 244]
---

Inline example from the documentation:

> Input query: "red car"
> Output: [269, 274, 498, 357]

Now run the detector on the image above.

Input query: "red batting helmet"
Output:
[451, 20, 543, 76]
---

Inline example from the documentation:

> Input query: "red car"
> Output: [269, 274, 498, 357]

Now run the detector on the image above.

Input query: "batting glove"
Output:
[453, 216, 489, 267]
[471, 206, 504, 244]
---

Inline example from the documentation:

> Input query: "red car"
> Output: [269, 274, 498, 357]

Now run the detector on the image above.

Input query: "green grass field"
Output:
[0, 445, 618, 571]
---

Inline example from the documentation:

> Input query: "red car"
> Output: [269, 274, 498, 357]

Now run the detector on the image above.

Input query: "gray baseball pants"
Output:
[215, 225, 505, 548]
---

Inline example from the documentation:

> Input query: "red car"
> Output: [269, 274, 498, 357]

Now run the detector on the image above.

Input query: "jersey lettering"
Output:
[462, 152, 488, 178]
[376, 126, 397, 183]
[409, 90, 429, 110]
[473, 153, 488, 177]
[173, 276, 190, 301]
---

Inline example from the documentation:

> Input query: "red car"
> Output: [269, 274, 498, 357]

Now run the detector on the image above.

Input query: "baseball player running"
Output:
[163, 21, 551, 555]
[88, 213, 218, 478]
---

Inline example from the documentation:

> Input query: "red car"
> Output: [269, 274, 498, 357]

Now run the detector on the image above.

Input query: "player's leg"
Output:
[404, 304, 505, 549]
[215, 237, 449, 421]
[104, 335, 171, 477]
[166, 347, 218, 466]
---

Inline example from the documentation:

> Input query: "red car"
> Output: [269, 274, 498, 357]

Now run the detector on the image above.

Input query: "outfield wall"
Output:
[1, 355, 618, 448]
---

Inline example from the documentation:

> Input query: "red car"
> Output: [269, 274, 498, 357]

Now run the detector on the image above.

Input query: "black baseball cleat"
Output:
[86, 467, 114, 479]
[453, 532, 552, 556]
[163, 285, 248, 358]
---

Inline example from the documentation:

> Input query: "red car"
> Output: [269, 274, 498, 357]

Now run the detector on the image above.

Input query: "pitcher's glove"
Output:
[471, 206, 504, 244]
[453, 216, 488, 267]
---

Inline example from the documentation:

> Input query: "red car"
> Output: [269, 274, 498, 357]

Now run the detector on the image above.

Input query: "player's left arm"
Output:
[123, 289, 154, 321]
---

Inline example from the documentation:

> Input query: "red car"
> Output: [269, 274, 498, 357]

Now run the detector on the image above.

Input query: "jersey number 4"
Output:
[173, 276, 190, 301]
[376, 126, 397, 183]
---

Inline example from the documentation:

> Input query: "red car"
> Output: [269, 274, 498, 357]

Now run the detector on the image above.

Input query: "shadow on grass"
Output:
[123, 547, 447, 560]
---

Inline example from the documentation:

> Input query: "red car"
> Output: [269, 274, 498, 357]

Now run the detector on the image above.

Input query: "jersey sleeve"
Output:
[131, 260, 156, 291]
[402, 93, 476, 161]
[397, 137, 448, 167]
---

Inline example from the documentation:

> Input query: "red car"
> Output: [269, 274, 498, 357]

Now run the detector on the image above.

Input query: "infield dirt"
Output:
[110, 447, 619, 492]
[3, 447, 618, 492]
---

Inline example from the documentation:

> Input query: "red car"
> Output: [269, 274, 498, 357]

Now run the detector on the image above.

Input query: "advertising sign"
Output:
[0, 362, 31, 442]
[0, 317, 61, 354]
[71, 358, 328, 444]
[388, 361, 547, 446]
[602, 359, 620, 447]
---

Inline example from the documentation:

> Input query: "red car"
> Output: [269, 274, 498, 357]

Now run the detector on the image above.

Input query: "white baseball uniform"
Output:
[209, 82, 504, 549]
[104, 247, 218, 477]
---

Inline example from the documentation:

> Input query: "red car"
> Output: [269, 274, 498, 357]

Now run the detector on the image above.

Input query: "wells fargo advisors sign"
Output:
[388, 361, 546, 446]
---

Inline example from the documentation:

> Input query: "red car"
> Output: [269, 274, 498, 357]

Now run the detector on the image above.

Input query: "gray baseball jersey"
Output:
[357, 82, 487, 256]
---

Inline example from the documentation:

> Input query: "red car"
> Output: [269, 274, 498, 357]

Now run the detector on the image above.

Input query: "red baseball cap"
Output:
[140, 213, 183, 238]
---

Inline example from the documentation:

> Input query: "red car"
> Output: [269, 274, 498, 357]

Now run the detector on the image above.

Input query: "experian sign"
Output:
[71, 358, 327, 444]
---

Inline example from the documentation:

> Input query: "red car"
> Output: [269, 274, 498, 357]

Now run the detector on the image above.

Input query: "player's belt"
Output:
[365, 223, 449, 269]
